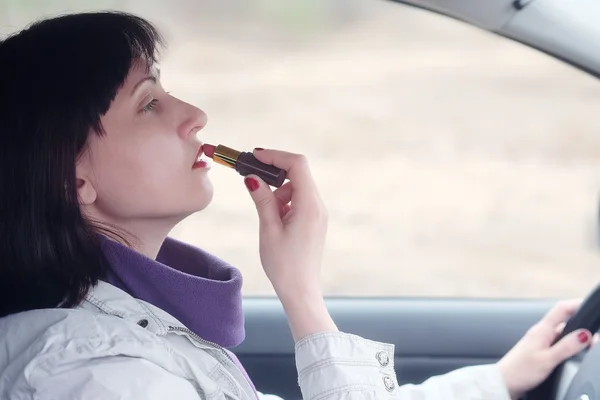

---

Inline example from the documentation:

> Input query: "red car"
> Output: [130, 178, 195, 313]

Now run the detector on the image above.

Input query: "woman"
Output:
[0, 11, 592, 400]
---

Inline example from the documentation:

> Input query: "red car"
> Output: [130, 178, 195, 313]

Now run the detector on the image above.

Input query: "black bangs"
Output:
[0, 12, 164, 317]
[1, 11, 164, 134]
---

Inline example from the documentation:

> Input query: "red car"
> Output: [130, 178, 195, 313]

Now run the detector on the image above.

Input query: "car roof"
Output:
[390, 0, 600, 78]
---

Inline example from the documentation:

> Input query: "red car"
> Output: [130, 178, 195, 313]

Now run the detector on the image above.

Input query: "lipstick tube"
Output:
[211, 145, 287, 188]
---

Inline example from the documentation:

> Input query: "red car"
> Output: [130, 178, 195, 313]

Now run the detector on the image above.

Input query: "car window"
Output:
[5, 0, 600, 299]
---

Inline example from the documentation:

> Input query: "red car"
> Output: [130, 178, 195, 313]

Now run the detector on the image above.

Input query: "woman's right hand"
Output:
[243, 148, 338, 341]
[498, 299, 596, 399]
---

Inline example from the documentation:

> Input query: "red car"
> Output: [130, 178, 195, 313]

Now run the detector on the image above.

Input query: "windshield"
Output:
[3, 0, 600, 299]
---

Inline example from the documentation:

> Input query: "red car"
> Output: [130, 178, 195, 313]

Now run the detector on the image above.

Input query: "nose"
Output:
[178, 102, 207, 140]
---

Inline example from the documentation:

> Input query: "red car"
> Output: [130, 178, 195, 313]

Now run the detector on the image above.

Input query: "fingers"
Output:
[279, 203, 291, 218]
[554, 322, 599, 345]
[540, 299, 583, 328]
[272, 182, 293, 218]
[252, 149, 319, 209]
[555, 322, 566, 335]
[274, 181, 293, 206]
[244, 175, 282, 230]
[547, 329, 591, 365]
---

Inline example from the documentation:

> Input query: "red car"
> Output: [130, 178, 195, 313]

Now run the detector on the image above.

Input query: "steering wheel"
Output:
[526, 283, 600, 400]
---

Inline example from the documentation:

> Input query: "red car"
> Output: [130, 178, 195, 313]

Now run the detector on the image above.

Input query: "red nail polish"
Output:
[244, 177, 259, 192]
[578, 331, 590, 344]
[254, 147, 264, 151]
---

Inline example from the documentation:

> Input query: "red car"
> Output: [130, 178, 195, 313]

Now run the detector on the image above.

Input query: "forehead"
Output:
[105, 60, 160, 114]
[122, 60, 160, 90]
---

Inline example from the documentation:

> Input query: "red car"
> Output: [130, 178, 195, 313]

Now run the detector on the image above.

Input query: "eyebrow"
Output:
[131, 68, 160, 96]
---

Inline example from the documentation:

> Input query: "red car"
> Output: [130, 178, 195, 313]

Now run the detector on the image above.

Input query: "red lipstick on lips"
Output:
[192, 146, 209, 169]
[202, 144, 286, 188]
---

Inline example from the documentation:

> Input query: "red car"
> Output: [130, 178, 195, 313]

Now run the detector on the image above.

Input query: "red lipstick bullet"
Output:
[202, 144, 286, 188]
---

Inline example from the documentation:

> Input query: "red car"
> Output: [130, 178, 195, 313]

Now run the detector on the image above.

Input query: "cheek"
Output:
[90, 140, 179, 209]
[86, 115, 209, 218]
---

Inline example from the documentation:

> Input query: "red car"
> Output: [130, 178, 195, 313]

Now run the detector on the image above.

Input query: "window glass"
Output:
[5, 0, 600, 298]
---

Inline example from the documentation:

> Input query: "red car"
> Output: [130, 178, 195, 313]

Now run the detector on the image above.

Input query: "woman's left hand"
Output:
[498, 299, 599, 399]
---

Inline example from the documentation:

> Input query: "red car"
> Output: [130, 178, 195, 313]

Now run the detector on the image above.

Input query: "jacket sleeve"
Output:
[26, 355, 202, 400]
[295, 332, 512, 400]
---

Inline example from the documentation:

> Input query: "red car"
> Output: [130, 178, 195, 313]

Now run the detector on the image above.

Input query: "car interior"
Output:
[2, 0, 600, 399]
[233, 1, 600, 399]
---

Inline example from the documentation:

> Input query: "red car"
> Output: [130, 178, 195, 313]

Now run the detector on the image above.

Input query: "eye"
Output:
[141, 98, 158, 114]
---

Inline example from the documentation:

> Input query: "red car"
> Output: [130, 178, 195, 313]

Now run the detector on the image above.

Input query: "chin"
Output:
[174, 179, 214, 218]
[173, 193, 214, 225]
[192, 183, 214, 212]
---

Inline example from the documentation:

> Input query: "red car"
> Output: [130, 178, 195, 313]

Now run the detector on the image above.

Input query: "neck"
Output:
[89, 214, 184, 259]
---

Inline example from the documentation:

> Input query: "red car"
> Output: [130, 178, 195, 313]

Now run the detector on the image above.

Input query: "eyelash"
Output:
[141, 98, 158, 114]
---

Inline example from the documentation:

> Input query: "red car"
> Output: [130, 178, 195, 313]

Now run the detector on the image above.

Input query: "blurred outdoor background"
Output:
[3, 0, 600, 298]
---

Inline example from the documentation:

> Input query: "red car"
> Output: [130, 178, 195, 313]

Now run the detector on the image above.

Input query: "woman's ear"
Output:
[76, 176, 97, 205]
[75, 154, 97, 205]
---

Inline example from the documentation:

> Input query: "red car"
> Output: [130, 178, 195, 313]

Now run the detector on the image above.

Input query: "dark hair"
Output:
[0, 11, 164, 317]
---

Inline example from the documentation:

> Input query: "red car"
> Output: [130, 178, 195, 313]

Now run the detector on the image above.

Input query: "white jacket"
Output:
[0, 281, 511, 400]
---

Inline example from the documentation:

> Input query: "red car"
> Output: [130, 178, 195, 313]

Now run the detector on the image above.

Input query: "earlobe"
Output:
[77, 178, 97, 205]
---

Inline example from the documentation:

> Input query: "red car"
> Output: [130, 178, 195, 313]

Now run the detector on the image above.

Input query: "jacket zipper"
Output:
[167, 325, 234, 364]
[167, 326, 258, 400]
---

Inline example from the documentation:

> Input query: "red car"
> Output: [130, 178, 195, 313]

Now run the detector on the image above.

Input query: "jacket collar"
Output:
[82, 280, 185, 336]
[99, 235, 246, 348]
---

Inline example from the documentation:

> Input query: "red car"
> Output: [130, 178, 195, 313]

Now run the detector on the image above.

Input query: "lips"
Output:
[192, 144, 210, 169]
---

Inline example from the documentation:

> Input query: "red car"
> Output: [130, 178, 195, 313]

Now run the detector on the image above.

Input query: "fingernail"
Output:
[254, 147, 264, 151]
[244, 177, 259, 192]
[578, 331, 590, 344]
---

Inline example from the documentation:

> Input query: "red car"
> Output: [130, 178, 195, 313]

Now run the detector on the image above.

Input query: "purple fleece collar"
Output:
[99, 235, 257, 393]
[99, 235, 245, 348]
